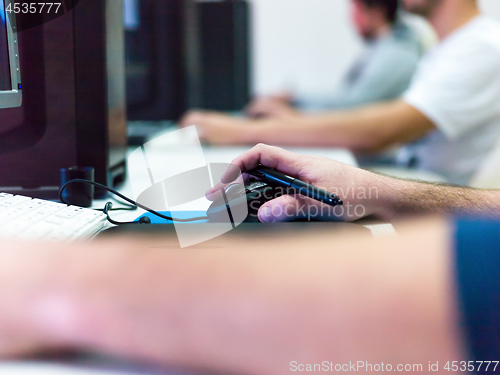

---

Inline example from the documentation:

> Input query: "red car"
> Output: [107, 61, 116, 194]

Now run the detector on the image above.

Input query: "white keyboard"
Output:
[0, 193, 108, 242]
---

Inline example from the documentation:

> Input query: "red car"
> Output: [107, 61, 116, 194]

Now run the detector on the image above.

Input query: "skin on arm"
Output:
[383, 178, 500, 217]
[213, 144, 500, 223]
[181, 100, 435, 152]
[0, 217, 462, 374]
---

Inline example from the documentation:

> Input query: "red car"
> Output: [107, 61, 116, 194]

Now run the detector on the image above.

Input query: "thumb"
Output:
[257, 195, 325, 223]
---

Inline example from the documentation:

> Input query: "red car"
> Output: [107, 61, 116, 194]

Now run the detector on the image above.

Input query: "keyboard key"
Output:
[79, 211, 104, 223]
[0, 192, 108, 242]
[65, 219, 87, 230]
[0, 221, 31, 237]
[19, 223, 55, 240]
[7, 208, 31, 219]
[17, 200, 47, 211]
[36, 207, 62, 216]
[44, 216, 66, 225]
[68, 206, 85, 212]
[0, 215, 11, 225]
[45, 202, 68, 209]
[23, 212, 47, 222]
[46, 228, 74, 241]
[9, 196, 32, 204]
[0, 200, 22, 209]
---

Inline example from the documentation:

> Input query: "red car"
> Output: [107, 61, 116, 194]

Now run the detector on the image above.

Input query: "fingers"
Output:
[245, 94, 294, 118]
[206, 172, 250, 201]
[222, 144, 306, 183]
[272, 92, 294, 102]
[246, 98, 276, 118]
[248, 100, 292, 119]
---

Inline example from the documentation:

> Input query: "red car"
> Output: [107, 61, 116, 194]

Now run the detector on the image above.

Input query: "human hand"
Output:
[245, 93, 298, 119]
[207, 144, 394, 222]
[180, 110, 257, 145]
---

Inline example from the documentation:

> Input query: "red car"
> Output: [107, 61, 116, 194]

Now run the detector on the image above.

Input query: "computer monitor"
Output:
[0, 0, 125, 199]
[0, 0, 21, 109]
[125, 0, 186, 122]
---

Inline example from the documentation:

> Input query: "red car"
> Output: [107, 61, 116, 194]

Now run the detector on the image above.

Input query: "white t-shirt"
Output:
[399, 15, 500, 185]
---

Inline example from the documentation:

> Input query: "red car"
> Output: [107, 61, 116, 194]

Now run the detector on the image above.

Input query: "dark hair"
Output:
[358, 0, 400, 24]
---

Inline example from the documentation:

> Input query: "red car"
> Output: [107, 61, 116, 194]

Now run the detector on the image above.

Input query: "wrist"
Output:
[239, 119, 281, 145]
[376, 177, 439, 219]
[239, 122, 262, 144]
[365, 174, 412, 220]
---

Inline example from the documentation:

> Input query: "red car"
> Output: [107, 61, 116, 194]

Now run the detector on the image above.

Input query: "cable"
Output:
[109, 195, 137, 210]
[59, 179, 209, 223]
[103, 202, 151, 225]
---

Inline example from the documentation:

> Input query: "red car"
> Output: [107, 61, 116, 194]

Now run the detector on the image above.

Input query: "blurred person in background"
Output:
[182, 0, 500, 187]
[247, 0, 434, 114]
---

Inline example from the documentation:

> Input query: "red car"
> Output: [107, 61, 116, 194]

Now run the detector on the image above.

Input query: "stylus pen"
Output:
[248, 166, 343, 207]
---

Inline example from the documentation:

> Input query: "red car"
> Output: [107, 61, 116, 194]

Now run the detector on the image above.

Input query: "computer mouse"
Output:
[207, 179, 284, 223]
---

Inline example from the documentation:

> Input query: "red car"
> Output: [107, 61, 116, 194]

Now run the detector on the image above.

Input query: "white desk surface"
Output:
[96, 144, 358, 221]
[202, 145, 358, 166]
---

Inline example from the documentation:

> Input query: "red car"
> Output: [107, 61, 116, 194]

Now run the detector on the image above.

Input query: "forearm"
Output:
[248, 101, 432, 152]
[242, 112, 379, 149]
[9, 221, 461, 374]
[377, 178, 500, 218]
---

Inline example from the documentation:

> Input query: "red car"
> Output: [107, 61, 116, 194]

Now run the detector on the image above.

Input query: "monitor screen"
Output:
[0, 0, 21, 108]
[0, 0, 11, 91]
